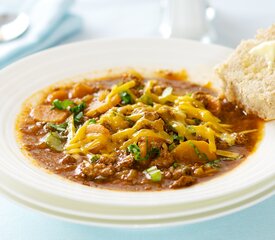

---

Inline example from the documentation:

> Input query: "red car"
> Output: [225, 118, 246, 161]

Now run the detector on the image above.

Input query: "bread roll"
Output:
[216, 25, 275, 120]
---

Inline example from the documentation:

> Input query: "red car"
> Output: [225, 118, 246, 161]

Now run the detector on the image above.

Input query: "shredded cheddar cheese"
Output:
[63, 71, 254, 161]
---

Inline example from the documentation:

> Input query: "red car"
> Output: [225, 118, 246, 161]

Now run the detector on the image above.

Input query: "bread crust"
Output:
[216, 25, 275, 120]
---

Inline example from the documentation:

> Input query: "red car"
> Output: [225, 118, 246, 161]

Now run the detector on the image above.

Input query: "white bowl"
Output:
[0, 39, 274, 227]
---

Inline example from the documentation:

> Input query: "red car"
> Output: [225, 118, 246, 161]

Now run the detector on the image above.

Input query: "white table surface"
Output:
[0, 0, 274, 239]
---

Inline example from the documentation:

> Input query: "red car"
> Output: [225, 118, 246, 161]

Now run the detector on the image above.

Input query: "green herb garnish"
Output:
[52, 99, 74, 110]
[70, 102, 86, 124]
[74, 111, 84, 123]
[90, 154, 100, 163]
[127, 144, 142, 161]
[148, 147, 160, 159]
[88, 118, 97, 124]
[70, 102, 86, 114]
[119, 91, 133, 105]
[205, 159, 221, 168]
[194, 118, 201, 125]
[127, 140, 160, 161]
[48, 122, 68, 132]
[173, 162, 180, 168]
[172, 134, 184, 142]
[52, 100, 86, 124]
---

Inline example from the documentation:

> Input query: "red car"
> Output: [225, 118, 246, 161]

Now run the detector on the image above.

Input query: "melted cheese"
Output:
[65, 77, 238, 157]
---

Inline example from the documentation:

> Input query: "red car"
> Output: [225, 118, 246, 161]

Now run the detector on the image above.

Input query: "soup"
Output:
[16, 70, 263, 191]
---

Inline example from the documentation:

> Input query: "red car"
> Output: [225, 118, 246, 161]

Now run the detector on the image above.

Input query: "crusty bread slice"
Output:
[216, 25, 275, 120]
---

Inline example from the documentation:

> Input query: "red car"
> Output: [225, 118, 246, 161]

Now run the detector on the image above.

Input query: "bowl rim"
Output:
[0, 38, 274, 214]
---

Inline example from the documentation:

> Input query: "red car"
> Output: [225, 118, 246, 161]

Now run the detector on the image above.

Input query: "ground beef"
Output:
[169, 175, 197, 189]
[115, 155, 134, 171]
[235, 133, 248, 145]
[82, 162, 115, 179]
[150, 146, 174, 168]
[193, 92, 221, 116]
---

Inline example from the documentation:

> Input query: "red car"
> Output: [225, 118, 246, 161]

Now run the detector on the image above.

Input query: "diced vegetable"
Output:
[74, 111, 84, 123]
[66, 115, 76, 142]
[44, 132, 63, 151]
[47, 90, 68, 102]
[31, 105, 69, 123]
[161, 87, 173, 98]
[71, 83, 94, 98]
[188, 141, 209, 161]
[143, 166, 162, 182]
[172, 140, 216, 164]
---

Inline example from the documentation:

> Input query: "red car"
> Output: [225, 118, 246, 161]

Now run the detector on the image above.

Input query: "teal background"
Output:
[0, 195, 274, 240]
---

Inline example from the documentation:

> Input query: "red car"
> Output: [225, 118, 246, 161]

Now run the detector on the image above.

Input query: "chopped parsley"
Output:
[194, 118, 201, 125]
[149, 147, 160, 159]
[70, 102, 86, 124]
[70, 102, 86, 114]
[90, 154, 100, 163]
[119, 91, 133, 105]
[173, 162, 180, 168]
[127, 144, 142, 161]
[52, 99, 74, 110]
[88, 118, 97, 124]
[172, 133, 184, 142]
[51, 100, 86, 124]
[127, 139, 160, 161]
[205, 159, 221, 168]
[74, 111, 84, 123]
